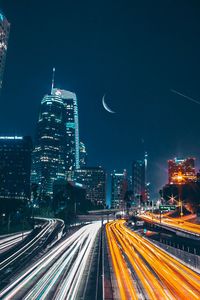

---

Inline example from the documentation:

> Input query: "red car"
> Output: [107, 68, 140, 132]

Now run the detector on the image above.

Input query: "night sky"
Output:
[1, 0, 200, 197]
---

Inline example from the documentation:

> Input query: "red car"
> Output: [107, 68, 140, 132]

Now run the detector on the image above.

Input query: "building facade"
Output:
[0, 10, 10, 91]
[73, 167, 106, 208]
[168, 157, 196, 184]
[0, 136, 32, 209]
[111, 170, 128, 209]
[132, 160, 146, 205]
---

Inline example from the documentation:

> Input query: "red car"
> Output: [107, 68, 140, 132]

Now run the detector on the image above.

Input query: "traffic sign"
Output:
[159, 205, 176, 211]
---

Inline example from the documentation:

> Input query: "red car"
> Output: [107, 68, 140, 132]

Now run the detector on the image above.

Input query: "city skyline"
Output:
[0, 3, 200, 300]
[1, 2, 200, 196]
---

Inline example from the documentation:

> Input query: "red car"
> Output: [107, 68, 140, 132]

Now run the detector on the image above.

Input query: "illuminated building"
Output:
[0, 10, 10, 91]
[79, 141, 87, 167]
[111, 170, 128, 209]
[31, 91, 67, 195]
[52, 88, 80, 170]
[0, 136, 32, 205]
[32, 70, 80, 196]
[132, 160, 146, 205]
[168, 157, 196, 184]
[73, 167, 106, 208]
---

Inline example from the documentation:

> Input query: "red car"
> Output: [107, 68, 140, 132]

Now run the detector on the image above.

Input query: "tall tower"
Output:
[32, 71, 80, 196]
[0, 10, 10, 91]
[111, 170, 128, 209]
[52, 88, 80, 170]
[132, 160, 145, 204]
[31, 92, 67, 196]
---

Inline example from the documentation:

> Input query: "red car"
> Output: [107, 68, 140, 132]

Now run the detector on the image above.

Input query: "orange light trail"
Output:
[106, 220, 200, 300]
[141, 213, 200, 235]
[106, 223, 138, 300]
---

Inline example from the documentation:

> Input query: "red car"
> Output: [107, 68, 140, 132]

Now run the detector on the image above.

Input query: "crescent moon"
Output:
[102, 95, 116, 114]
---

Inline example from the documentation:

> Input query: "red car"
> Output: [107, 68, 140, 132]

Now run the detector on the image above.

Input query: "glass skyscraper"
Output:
[132, 160, 146, 204]
[32, 85, 80, 196]
[52, 88, 80, 170]
[0, 10, 10, 91]
[31, 93, 67, 195]
[111, 170, 128, 209]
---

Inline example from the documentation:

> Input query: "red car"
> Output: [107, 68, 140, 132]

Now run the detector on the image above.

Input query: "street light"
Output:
[176, 173, 184, 218]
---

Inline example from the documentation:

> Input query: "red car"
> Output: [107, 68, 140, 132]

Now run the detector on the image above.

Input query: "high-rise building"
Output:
[32, 71, 81, 196]
[132, 160, 146, 204]
[168, 157, 196, 184]
[52, 88, 80, 170]
[0, 136, 32, 207]
[79, 141, 87, 167]
[31, 92, 67, 195]
[73, 167, 106, 208]
[0, 10, 10, 91]
[111, 170, 128, 209]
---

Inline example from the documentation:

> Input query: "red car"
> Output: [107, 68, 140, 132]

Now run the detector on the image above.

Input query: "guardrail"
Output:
[149, 239, 200, 273]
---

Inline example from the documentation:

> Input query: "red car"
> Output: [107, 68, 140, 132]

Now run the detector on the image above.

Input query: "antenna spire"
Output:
[51, 67, 55, 94]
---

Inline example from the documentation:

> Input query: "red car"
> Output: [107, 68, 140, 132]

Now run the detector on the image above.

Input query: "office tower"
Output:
[79, 141, 87, 167]
[0, 136, 32, 208]
[73, 167, 106, 208]
[111, 170, 128, 209]
[52, 88, 80, 170]
[0, 10, 10, 91]
[132, 160, 146, 204]
[168, 157, 196, 184]
[31, 92, 67, 196]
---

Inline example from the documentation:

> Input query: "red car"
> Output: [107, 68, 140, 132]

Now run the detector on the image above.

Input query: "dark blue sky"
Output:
[1, 0, 200, 196]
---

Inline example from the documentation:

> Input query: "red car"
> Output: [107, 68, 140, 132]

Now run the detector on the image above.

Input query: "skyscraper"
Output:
[32, 71, 81, 197]
[73, 167, 106, 208]
[111, 170, 128, 209]
[132, 160, 145, 205]
[0, 136, 32, 208]
[52, 88, 80, 171]
[168, 157, 196, 184]
[31, 92, 67, 196]
[0, 10, 10, 91]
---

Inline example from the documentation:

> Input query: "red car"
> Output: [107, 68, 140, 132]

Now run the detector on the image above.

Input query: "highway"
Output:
[106, 220, 200, 300]
[0, 232, 31, 254]
[0, 222, 101, 300]
[140, 213, 200, 236]
[0, 219, 58, 272]
[0, 218, 64, 290]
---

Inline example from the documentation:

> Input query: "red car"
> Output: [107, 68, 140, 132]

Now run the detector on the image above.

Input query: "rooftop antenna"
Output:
[51, 67, 55, 94]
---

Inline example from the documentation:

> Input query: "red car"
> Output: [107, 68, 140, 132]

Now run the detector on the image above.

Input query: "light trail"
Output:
[140, 213, 200, 235]
[0, 222, 101, 300]
[106, 220, 200, 300]
[0, 232, 31, 253]
[0, 219, 56, 271]
[106, 222, 138, 300]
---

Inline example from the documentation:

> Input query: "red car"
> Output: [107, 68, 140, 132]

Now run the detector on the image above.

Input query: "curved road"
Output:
[0, 222, 101, 300]
[0, 232, 31, 254]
